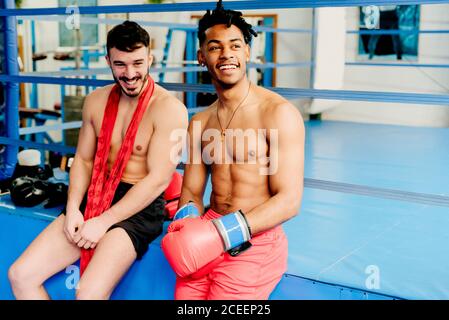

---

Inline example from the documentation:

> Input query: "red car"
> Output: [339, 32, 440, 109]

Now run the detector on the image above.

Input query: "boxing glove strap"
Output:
[173, 201, 200, 220]
[212, 210, 251, 251]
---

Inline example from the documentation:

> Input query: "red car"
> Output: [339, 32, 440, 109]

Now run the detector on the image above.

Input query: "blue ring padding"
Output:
[186, 107, 207, 114]
[22, 67, 205, 77]
[21, 14, 449, 36]
[251, 62, 312, 69]
[255, 26, 312, 34]
[348, 29, 449, 35]
[18, 15, 198, 31]
[305, 178, 449, 208]
[22, 62, 312, 77]
[19, 59, 448, 75]
[0, 74, 113, 86]
[0, 1, 445, 17]
[18, 121, 82, 135]
[173, 203, 200, 220]
[2, 0, 20, 180]
[33, 14, 446, 36]
[17, 14, 449, 38]
[172, 160, 449, 208]
[0, 137, 76, 154]
[346, 30, 449, 35]
[346, 62, 449, 68]
[2, 75, 449, 106]
[18, 15, 314, 34]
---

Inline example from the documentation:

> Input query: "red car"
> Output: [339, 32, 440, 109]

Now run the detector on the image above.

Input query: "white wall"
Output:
[323, 4, 449, 127]
[18, 1, 449, 128]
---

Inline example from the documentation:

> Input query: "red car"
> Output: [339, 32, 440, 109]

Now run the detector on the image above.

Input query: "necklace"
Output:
[217, 82, 252, 141]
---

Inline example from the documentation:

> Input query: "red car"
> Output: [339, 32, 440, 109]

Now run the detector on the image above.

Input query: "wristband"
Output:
[173, 201, 200, 220]
[212, 210, 251, 251]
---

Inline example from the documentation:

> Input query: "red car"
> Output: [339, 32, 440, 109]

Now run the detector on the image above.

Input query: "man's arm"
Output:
[65, 92, 98, 212]
[102, 99, 189, 225]
[178, 113, 209, 214]
[245, 102, 305, 235]
[161, 104, 304, 278]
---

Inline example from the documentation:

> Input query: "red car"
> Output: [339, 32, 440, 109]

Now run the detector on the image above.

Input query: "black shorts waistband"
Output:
[115, 181, 134, 192]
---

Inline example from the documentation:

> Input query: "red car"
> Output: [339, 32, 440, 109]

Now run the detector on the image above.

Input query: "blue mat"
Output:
[0, 210, 394, 300]
[0, 211, 175, 300]
[1, 120, 448, 299]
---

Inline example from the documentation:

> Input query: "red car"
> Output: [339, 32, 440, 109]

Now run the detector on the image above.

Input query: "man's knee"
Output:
[75, 284, 111, 300]
[8, 261, 36, 289]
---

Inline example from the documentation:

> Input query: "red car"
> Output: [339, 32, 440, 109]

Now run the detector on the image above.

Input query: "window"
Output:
[58, 0, 98, 47]
[359, 5, 420, 60]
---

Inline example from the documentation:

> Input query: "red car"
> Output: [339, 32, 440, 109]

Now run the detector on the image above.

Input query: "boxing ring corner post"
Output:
[0, 0, 19, 179]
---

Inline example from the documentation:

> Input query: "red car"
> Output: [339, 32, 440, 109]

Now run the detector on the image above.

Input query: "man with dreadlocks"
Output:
[162, 0, 305, 300]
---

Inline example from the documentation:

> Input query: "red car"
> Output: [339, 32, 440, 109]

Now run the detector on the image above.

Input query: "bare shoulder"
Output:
[149, 84, 188, 127]
[189, 101, 216, 126]
[256, 86, 304, 128]
[193, 102, 215, 120]
[81, 84, 114, 117]
[85, 84, 114, 102]
[151, 84, 186, 115]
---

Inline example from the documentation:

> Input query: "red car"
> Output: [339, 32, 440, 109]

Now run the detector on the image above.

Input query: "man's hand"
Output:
[63, 208, 84, 244]
[162, 211, 251, 278]
[74, 215, 112, 249]
[167, 202, 226, 279]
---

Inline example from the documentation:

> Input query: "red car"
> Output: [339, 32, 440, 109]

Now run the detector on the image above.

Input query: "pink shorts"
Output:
[175, 208, 288, 300]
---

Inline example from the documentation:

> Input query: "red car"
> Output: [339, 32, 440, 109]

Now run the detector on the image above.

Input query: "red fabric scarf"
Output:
[80, 77, 155, 275]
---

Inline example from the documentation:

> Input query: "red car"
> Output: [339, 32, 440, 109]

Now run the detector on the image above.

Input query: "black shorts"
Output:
[61, 181, 166, 259]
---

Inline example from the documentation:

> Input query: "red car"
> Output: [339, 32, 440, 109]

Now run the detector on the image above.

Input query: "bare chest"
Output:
[201, 119, 269, 165]
[93, 105, 154, 158]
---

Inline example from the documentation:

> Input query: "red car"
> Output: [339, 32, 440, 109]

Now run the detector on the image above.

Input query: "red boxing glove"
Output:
[162, 218, 224, 278]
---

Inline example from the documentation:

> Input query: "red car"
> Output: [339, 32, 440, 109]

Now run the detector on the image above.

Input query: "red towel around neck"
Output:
[80, 77, 155, 275]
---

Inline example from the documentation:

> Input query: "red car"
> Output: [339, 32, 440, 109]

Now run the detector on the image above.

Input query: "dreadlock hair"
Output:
[198, 0, 258, 46]
[107, 20, 150, 55]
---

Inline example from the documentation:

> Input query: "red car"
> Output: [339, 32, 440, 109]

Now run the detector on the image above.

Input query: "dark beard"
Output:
[112, 72, 149, 98]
